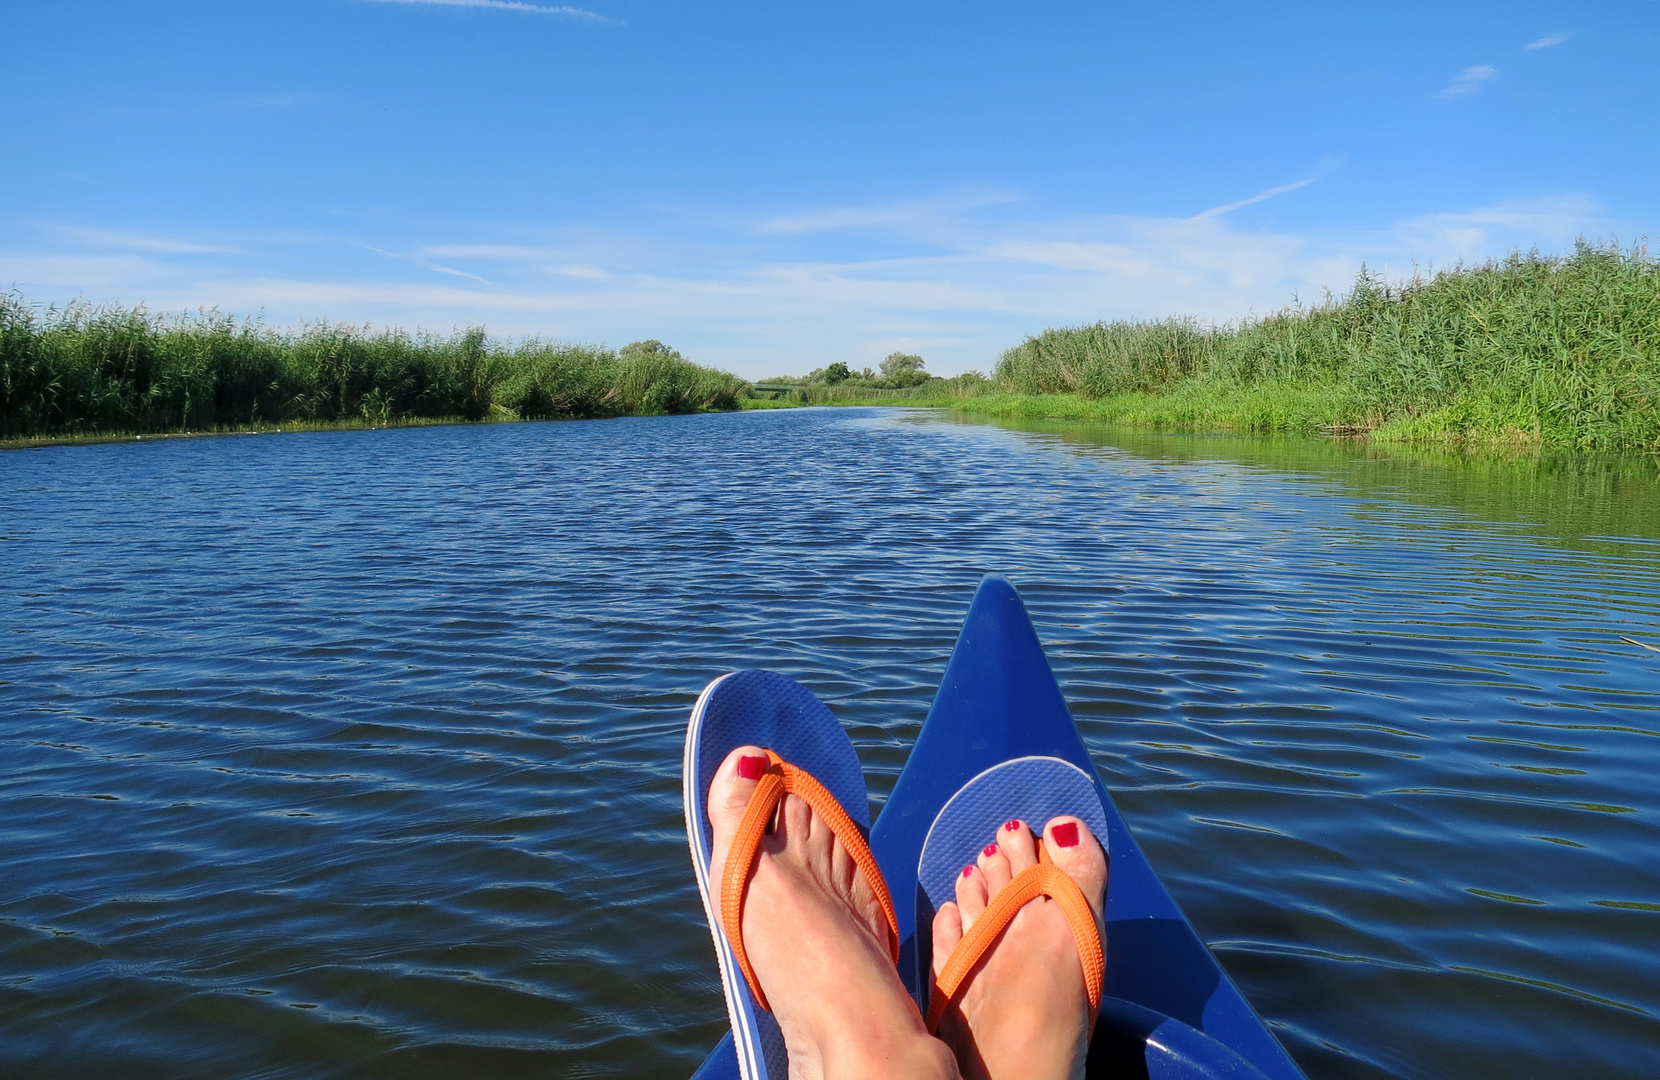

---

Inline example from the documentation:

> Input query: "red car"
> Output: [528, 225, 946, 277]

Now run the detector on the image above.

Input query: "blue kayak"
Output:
[691, 575, 1307, 1080]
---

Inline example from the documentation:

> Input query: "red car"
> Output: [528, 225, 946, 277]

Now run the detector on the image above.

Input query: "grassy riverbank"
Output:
[0, 296, 748, 443]
[985, 244, 1660, 451]
[762, 244, 1659, 451]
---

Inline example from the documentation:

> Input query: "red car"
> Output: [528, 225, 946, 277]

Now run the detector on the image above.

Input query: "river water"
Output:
[3, 407, 1658, 1079]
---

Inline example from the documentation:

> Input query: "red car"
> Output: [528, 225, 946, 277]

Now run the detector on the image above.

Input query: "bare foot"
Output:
[707, 745, 960, 1080]
[930, 816, 1108, 1080]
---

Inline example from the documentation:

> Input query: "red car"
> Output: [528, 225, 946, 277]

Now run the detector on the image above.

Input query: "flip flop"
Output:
[683, 669, 900, 1080]
[917, 755, 1111, 1033]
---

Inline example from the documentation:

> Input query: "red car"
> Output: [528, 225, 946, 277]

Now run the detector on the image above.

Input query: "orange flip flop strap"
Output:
[926, 843, 1104, 1033]
[719, 749, 900, 1014]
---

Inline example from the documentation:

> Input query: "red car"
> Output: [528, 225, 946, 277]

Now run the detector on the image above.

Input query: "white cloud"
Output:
[1390, 194, 1601, 261]
[54, 226, 236, 254]
[358, 0, 617, 22]
[1437, 65, 1496, 98]
[1523, 31, 1572, 51]
[2, 189, 1610, 378]
[0, 251, 184, 291]
[0, 213, 1352, 374]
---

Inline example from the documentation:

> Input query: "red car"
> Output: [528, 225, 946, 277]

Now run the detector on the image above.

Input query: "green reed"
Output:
[993, 243, 1660, 451]
[0, 299, 749, 440]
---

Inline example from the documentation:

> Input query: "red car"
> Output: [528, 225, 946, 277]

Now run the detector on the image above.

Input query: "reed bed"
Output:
[993, 243, 1660, 450]
[0, 297, 748, 440]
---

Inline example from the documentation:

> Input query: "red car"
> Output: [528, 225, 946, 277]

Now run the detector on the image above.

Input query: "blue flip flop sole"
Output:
[917, 755, 1111, 1000]
[682, 669, 872, 1080]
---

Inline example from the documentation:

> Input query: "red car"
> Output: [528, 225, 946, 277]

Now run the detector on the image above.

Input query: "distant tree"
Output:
[824, 361, 851, 384]
[881, 351, 925, 377]
[879, 351, 928, 388]
[620, 339, 683, 360]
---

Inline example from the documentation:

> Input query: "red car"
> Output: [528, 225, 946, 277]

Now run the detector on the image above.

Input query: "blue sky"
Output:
[3, 1, 1656, 378]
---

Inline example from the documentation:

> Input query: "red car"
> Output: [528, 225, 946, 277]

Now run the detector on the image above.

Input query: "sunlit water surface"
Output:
[4, 408, 1659, 1079]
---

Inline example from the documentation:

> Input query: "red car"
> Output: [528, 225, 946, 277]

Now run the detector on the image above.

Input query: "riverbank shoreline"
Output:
[0, 407, 751, 452]
[18, 392, 1649, 456]
[927, 390, 1576, 450]
[0, 416, 462, 451]
[742, 392, 1651, 452]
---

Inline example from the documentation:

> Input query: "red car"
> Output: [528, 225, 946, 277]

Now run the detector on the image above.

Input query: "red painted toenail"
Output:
[1005, 819, 1021, 832]
[737, 755, 768, 781]
[1052, 822, 1080, 847]
[983, 843, 999, 858]
[962, 865, 975, 877]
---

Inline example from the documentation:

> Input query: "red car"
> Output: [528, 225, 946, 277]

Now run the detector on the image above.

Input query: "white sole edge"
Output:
[682, 672, 765, 1080]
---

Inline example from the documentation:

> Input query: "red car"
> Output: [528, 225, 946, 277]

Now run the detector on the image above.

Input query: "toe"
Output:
[931, 901, 964, 980]
[998, 817, 1039, 875]
[955, 859, 988, 930]
[977, 838, 1012, 895]
[780, 789, 814, 844]
[1043, 815, 1108, 922]
[707, 746, 770, 879]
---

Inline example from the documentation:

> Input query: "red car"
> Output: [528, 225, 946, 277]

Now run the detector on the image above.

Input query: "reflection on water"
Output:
[3, 408, 1658, 1079]
[957, 415, 1660, 555]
